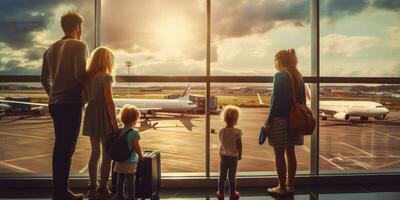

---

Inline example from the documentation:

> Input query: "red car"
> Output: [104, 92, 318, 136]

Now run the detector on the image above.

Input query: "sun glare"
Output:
[153, 16, 192, 54]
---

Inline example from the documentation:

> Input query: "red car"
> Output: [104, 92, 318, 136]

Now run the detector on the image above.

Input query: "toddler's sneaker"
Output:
[216, 191, 224, 200]
[229, 191, 240, 200]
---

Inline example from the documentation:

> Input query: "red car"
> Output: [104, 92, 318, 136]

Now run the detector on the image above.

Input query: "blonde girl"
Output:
[216, 105, 242, 200]
[82, 47, 118, 199]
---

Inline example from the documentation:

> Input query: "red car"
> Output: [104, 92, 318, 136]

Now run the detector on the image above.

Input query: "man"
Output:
[41, 12, 88, 200]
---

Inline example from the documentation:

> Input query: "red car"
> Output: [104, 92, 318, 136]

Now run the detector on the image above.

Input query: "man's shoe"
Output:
[52, 190, 83, 200]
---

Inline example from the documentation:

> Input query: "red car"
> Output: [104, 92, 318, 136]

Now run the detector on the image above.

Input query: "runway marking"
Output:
[168, 192, 181, 199]
[374, 130, 400, 141]
[376, 159, 400, 169]
[242, 155, 275, 162]
[302, 146, 344, 170]
[344, 155, 400, 158]
[337, 153, 369, 170]
[340, 142, 374, 157]
[0, 131, 49, 140]
[0, 153, 52, 163]
[0, 162, 33, 173]
[79, 163, 88, 173]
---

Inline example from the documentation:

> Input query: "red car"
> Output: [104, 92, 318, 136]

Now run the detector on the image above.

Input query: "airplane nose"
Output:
[384, 108, 390, 113]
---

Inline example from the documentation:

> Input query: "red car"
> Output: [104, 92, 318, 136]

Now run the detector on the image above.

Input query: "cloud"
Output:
[373, 0, 400, 12]
[384, 26, 400, 47]
[320, 0, 370, 19]
[211, 0, 310, 40]
[0, 59, 40, 75]
[0, 0, 64, 49]
[320, 34, 377, 57]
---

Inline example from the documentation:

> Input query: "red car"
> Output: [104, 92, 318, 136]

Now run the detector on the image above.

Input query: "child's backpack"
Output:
[105, 128, 133, 162]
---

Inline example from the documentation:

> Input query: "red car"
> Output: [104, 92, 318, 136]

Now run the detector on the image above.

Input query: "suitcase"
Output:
[111, 151, 161, 200]
[136, 151, 161, 200]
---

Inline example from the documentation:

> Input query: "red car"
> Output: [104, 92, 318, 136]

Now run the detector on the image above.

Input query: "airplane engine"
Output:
[333, 112, 350, 121]
[374, 115, 386, 120]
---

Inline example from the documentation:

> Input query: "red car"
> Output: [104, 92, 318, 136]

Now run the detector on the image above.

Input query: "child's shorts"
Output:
[114, 162, 137, 173]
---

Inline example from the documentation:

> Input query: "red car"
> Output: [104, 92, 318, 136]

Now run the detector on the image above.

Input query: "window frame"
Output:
[0, 0, 400, 180]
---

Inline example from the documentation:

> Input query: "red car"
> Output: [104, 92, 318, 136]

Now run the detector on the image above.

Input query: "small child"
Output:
[114, 105, 144, 200]
[216, 105, 243, 200]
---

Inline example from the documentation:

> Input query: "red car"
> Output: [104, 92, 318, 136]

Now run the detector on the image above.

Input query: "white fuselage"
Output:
[0, 103, 12, 111]
[320, 101, 389, 118]
[114, 98, 197, 113]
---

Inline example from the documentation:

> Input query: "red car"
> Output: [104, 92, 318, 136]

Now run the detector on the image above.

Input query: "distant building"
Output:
[139, 87, 163, 92]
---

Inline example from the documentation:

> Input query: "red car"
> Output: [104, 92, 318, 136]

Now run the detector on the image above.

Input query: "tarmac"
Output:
[0, 108, 399, 175]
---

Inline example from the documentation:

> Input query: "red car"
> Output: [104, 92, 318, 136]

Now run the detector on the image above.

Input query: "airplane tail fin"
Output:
[178, 84, 191, 100]
[257, 93, 265, 105]
[305, 84, 312, 107]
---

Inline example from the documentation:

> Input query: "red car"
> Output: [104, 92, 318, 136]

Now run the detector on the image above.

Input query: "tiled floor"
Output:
[1, 185, 400, 199]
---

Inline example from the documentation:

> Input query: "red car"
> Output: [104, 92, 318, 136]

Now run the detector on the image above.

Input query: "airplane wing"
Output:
[0, 99, 48, 107]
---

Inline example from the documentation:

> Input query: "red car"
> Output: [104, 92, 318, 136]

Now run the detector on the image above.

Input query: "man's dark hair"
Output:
[61, 11, 84, 34]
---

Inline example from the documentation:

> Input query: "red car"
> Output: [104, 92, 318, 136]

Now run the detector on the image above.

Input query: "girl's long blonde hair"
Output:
[275, 49, 303, 91]
[87, 47, 115, 79]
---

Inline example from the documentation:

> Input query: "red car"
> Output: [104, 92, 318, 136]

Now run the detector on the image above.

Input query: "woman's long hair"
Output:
[87, 47, 115, 79]
[274, 49, 303, 91]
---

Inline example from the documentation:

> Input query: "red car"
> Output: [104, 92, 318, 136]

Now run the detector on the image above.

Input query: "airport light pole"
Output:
[125, 61, 133, 95]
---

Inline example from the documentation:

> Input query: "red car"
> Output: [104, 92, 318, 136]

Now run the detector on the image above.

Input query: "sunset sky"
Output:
[0, 0, 399, 77]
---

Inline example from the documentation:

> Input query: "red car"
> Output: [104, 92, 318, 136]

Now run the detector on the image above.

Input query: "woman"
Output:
[82, 47, 118, 199]
[264, 49, 306, 195]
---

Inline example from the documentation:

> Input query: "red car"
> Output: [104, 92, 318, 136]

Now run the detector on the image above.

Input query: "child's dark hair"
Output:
[221, 105, 240, 126]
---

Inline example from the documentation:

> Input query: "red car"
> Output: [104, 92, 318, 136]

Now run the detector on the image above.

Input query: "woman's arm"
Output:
[104, 79, 118, 131]
[237, 137, 242, 160]
[132, 140, 144, 160]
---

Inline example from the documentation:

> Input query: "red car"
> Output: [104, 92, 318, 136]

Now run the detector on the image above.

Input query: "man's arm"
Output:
[40, 50, 51, 96]
[74, 43, 88, 84]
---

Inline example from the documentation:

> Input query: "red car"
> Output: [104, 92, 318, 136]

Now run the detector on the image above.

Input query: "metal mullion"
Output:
[205, 0, 211, 178]
[310, 0, 320, 176]
[95, 0, 101, 48]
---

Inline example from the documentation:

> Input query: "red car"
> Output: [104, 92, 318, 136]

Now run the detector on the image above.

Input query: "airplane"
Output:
[0, 97, 46, 119]
[114, 84, 197, 118]
[0, 85, 197, 121]
[257, 84, 390, 122]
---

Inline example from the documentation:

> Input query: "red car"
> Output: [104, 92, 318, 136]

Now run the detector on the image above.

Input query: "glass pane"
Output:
[319, 83, 400, 173]
[210, 83, 311, 175]
[0, 0, 95, 75]
[0, 82, 205, 175]
[101, 0, 206, 76]
[320, 0, 400, 77]
[211, 0, 311, 76]
[113, 83, 206, 175]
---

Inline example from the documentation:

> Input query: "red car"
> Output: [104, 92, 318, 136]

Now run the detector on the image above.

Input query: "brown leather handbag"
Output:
[286, 72, 316, 135]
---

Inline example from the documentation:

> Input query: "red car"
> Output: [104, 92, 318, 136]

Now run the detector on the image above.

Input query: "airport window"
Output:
[319, 83, 400, 173]
[210, 0, 311, 76]
[320, 0, 400, 77]
[113, 83, 206, 175]
[210, 83, 311, 175]
[0, 0, 400, 179]
[0, 0, 95, 175]
[100, 0, 207, 76]
[0, 0, 96, 76]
